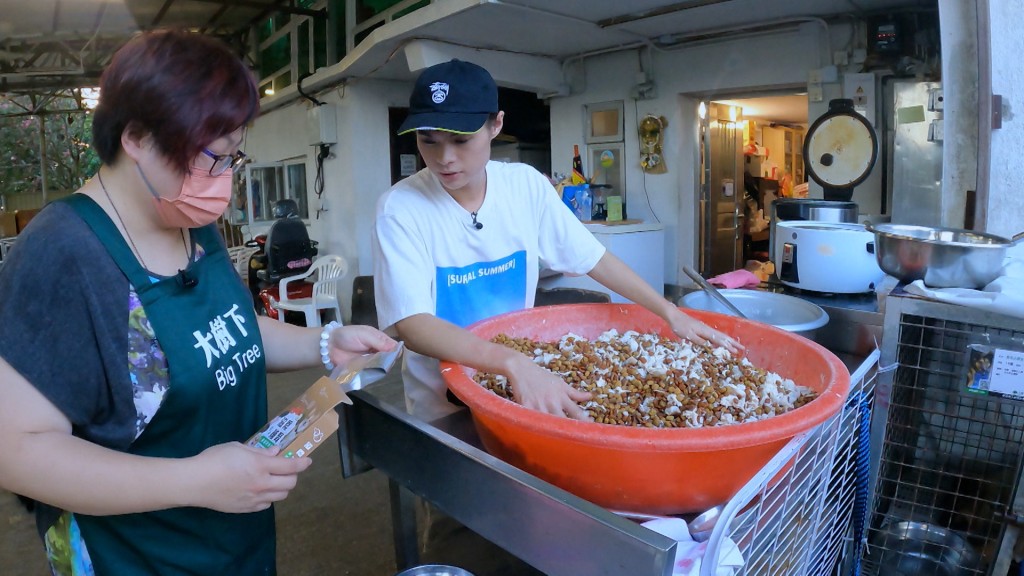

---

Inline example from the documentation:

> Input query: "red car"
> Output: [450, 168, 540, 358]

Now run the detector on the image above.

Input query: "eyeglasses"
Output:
[202, 148, 247, 176]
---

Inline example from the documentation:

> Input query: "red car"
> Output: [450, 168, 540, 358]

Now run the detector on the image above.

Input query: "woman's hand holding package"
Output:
[505, 354, 592, 421]
[666, 307, 743, 355]
[188, 442, 313, 513]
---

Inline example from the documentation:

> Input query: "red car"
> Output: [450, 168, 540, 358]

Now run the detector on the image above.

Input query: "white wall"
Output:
[549, 23, 839, 286]
[244, 6, 1020, 316]
[246, 79, 410, 321]
[988, 0, 1024, 239]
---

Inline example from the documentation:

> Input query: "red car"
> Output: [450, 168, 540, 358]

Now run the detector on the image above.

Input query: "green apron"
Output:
[63, 195, 275, 575]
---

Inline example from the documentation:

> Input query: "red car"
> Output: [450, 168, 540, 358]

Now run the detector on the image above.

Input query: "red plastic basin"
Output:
[440, 303, 850, 515]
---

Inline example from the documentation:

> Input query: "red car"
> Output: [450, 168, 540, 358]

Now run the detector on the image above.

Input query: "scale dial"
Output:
[803, 99, 878, 192]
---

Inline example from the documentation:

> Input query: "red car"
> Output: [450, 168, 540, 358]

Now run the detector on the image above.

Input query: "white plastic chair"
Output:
[227, 244, 259, 278]
[274, 254, 347, 327]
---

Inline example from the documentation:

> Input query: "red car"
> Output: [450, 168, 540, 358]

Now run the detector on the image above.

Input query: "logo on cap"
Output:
[430, 82, 449, 104]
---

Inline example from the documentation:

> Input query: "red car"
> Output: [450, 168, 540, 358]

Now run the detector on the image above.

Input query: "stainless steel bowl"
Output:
[873, 521, 979, 576]
[866, 223, 1022, 288]
[679, 289, 829, 340]
[394, 566, 475, 576]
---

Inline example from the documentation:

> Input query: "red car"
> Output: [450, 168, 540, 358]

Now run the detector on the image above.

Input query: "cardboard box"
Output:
[606, 196, 623, 222]
[247, 376, 352, 459]
[0, 212, 16, 238]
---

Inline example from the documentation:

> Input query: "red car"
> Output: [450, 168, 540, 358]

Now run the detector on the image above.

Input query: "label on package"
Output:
[247, 376, 351, 458]
[965, 347, 1024, 400]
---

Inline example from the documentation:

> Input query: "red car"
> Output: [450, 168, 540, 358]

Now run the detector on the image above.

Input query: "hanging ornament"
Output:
[639, 114, 668, 174]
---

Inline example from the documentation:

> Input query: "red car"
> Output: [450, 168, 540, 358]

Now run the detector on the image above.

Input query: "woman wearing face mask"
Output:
[0, 30, 396, 575]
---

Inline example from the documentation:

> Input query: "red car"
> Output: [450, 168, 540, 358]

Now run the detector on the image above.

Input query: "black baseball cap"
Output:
[397, 59, 499, 135]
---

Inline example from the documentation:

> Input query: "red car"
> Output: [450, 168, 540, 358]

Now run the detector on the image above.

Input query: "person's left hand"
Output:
[666, 307, 744, 355]
[328, 325, 399, 368]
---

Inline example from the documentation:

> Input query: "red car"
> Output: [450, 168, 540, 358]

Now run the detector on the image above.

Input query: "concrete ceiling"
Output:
[0, 0, 932, 95]
[717, 94, 810, 125]
[0, 0, 310, 93]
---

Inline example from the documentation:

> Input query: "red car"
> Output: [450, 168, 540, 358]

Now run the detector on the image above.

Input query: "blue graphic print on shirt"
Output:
[435, 250, 527, 328]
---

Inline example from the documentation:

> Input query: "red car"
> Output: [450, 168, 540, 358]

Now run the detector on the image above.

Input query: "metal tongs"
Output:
[682, 265, 748, 319]
[330, 341, 405, 393]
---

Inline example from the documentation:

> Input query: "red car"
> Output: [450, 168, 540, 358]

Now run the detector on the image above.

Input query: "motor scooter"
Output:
[245, 200, 318, 321]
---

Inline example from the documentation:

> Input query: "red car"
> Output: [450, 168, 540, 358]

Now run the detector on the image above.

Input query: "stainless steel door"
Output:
[701, 106, 743, 277]
[887, 81, 943, 225]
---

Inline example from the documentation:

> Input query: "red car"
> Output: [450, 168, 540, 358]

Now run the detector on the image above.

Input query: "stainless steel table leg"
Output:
[390, 478, 419, 570]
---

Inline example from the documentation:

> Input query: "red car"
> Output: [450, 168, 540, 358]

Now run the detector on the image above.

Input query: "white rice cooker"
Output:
[774, 221, 885, 293]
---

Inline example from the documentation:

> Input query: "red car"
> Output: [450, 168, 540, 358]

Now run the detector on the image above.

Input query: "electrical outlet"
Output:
[852, 48, 867, 64]
[808, 69, 822, 84]
[808, 84, 824, 103]
[833, 50, 849, 66]
[631, 81, 657, 100]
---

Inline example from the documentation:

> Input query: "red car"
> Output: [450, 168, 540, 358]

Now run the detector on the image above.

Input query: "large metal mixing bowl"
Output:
[866, 223, 1023, 288]
[395, 566, 475, 576]
[680, 289, 829, 340]
[873, 521, 980, 576]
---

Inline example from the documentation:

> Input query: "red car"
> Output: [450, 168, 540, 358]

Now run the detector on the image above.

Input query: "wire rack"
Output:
[861, 295, 1024, 576]
[700, 350, 880, 576]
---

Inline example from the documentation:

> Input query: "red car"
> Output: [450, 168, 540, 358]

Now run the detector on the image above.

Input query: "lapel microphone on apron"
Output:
[176, 269, 199, 288]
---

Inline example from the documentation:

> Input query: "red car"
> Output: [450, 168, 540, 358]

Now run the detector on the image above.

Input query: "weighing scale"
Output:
[803, 98, 878, 201]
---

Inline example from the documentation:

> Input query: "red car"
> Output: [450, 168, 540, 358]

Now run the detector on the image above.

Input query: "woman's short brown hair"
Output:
[91, 29, 259, 173]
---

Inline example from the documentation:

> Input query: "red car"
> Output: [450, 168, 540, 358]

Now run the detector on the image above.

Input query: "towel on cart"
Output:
[903, 254, 1024, 320]
[707, 269, 761, 289]
[641, 517, 744, 576]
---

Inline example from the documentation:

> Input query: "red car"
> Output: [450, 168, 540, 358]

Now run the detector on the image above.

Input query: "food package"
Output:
[246, 376, 351, 459]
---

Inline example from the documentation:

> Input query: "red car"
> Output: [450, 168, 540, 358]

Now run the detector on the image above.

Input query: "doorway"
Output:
[388, 87, 551, 186]
[697, 92, 809, 275]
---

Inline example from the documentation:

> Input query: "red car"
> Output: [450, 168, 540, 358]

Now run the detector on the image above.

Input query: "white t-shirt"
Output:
[372, 161, 606, 421]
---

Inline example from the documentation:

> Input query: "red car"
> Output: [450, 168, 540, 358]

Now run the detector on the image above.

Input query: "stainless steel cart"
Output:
[339, 349, 878, 576]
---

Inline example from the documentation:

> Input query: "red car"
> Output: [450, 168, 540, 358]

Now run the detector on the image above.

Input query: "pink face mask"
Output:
[137, 164, 233, 228]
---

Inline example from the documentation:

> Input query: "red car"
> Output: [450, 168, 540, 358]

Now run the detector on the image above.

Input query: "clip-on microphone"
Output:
[176, 269, 199, 289]
[471, 211, 483, 230]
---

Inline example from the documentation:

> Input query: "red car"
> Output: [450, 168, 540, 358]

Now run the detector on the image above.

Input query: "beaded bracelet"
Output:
[320, 321, 341, 372]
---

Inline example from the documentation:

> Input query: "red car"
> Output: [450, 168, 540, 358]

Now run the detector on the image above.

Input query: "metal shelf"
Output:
[341, 380, 678, 576]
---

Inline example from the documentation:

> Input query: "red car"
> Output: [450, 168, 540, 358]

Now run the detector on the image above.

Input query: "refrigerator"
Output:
[538, 222, 665, 303]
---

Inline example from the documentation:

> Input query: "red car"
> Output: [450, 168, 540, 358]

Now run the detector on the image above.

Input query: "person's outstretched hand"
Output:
[328, 325, 399, 369]
[505, 355, 592, 421]
[188, 442, 313, 513]
[666, 307, 744, 355]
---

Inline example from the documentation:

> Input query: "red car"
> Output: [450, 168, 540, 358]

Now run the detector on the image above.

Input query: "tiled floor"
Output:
[0, 367, 540, 576]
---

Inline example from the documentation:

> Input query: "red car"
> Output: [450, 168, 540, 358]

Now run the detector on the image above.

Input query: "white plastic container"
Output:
[774, 221, 885, 293]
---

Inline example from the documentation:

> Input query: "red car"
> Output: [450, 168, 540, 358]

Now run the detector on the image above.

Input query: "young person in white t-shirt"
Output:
[372, 59, 741, 422]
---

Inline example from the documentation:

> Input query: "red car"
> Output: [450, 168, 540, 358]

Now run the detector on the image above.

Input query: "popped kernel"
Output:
[473, 329, 816, 428]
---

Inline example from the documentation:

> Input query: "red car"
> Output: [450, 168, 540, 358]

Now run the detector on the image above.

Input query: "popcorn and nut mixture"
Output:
[473, 329, 817, 428]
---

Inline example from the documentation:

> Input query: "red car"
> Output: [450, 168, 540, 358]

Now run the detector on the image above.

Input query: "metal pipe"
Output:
[974, 0, 992, 231]
[37, 115, 47, 204]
